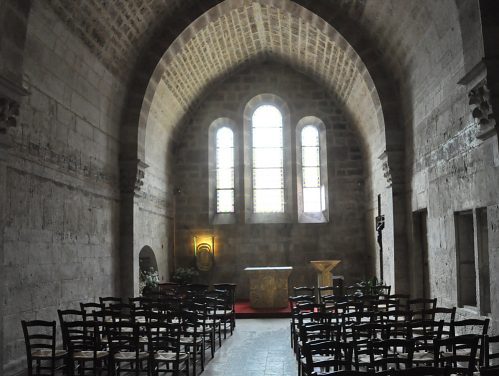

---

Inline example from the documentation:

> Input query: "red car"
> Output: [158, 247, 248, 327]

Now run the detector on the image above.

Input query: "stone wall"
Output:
[403, 0, 499, 332]
[173, 62, 368, 299]
[2, 3, 123, 373]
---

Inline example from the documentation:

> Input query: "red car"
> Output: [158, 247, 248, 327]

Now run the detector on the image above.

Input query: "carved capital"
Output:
[469, 79, 496, 140]
[119, 159, 149, 196]
[0, 74, 29, 135]
[0, 97, 20, 133]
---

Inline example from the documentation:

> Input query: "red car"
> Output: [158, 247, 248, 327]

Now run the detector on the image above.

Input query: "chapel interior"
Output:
[1, 0, 499, 375]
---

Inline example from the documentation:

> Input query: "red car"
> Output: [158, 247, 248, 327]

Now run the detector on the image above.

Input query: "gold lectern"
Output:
[310, 260, 341, 287]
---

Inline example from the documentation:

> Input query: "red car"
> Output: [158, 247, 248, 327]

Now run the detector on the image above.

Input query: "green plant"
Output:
[353, 276, 385, 295]
[139, 267, 159, 295]
[171, 267, 199, 284]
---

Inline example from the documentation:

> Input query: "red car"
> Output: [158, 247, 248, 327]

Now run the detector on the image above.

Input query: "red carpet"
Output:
[235, 300, 292, 318]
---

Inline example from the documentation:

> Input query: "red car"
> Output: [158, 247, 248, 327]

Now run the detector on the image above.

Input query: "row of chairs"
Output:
[289, 287, 497, 376]
[22, 286, 237, 376]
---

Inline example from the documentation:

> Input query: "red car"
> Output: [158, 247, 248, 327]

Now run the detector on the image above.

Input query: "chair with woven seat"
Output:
[369, 338, 414, 371]
[436, 334, 480, 376]
[22, 320, 68, 376]
[449, 318, 489, 367]
[106, 321, 148, 376]
[147, 320, 189, 376]
[209, 289, 235, 340]
[61, 319, 109, 376]
[481, 334, 499, 374]
[180, 308, 205, 376]
[212, 283, 237, 330]
[405, 319, 443, 366]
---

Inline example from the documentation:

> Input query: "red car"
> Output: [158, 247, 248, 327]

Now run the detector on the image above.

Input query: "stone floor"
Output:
[201, 318, 298, 376]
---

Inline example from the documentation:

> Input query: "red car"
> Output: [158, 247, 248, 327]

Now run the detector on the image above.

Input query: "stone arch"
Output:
[133, 0, 392, 163]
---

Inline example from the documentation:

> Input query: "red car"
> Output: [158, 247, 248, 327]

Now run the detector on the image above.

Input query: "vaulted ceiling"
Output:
[44, 0, 462, 163]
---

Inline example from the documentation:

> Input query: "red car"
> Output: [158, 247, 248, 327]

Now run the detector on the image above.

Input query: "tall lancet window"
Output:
[252, 105, 284, 213]
[215, 126, 235, 213]
[297, 117, 329, 223]
[301, 125, 324, 212]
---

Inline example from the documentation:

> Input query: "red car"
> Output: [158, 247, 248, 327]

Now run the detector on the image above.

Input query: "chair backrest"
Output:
[22, 320, 57, 360]
[370, 338, 414, 370]
[62, 320, 103, 353]
[435, 334, 480, 375]
[407, 297, 437, 312]
[147, 321, 182, 356]
[58, 309, 85, 349]
[105, 321, 140, 353]
[371, 298, 400, 312]
[485, 334, 499, 367]
[451, 318, 489, 336]
[99, 296, 122, 306]
[80, 302, 104, 319]
[406, 320, 444, 351]
[302, 340, 354, 374]
[293, 286, 315, 297]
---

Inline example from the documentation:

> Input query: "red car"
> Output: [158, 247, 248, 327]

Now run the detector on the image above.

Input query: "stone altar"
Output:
[244, 266, 293, 308]
[310, 260, 341, 287]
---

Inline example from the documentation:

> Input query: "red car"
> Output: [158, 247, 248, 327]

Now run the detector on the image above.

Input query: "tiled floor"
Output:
[202, 318, 298, 376]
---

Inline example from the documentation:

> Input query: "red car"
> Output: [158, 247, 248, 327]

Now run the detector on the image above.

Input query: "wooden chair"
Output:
[449, 318, 489, 367]
[147, 321, 189, 376]
[22, 320, 68, 376]
[61, 319, 109, 376]
[436, 334, 480, 376]
[106, 321, 148, 375]
[213, 283, 237, 330]
[290, 297, 320, 348]
[301, 340, 354, 376]
[369, 338, 414, 371]
[210, 288, 235, 339]
[483, 334, 499, 370]
[406, 319, 443, 366]
[180, 309, 205, 376]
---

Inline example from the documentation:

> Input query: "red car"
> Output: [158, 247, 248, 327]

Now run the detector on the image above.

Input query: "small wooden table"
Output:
[310, 260, 341, 287]
[244, 266, 293, 309]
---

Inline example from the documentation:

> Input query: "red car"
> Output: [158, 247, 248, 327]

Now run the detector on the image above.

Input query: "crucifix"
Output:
[376, 194, 385, 281]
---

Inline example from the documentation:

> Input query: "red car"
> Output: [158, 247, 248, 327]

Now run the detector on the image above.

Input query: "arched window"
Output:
[216, 127, 235, 213]
[209, 118, 238, 224]
[244, 94, 292, 223]
[252, 105, 284, 213]
[297, 117, 329, 223]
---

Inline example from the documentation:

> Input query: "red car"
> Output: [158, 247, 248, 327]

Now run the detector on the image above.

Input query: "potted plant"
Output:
[171, 267, 199, 285]
[139, 267, 160, 296]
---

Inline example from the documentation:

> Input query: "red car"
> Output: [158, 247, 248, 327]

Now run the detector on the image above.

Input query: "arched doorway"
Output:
[139, 246, 158, 295]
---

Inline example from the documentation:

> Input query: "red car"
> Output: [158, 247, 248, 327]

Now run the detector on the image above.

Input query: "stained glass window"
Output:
[252, 105, 284, 213]
[216, 127, 234, 213]
[301, 125, 323, 212]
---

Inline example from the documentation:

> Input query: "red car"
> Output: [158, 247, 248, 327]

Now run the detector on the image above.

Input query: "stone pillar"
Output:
[379, 149, 408, 293]
[119, 159, 148, 298]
